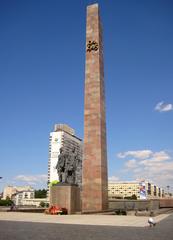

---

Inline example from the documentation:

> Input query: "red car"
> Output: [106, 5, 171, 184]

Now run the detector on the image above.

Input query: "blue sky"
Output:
[0, 0, 173, 192]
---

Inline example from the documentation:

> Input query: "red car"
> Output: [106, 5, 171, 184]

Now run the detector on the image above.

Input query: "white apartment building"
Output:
[21, 198, 49, 207]
[12, 191, 48, 207]
[12, 190, 35, 205]
[3, 186, 34, 200]
[47, 124, 83, 188]
[108, 181, 164, 200]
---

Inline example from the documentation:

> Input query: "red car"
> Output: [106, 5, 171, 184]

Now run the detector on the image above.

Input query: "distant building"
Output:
[12, 190, 35, 205]
[0, 192, 3, 199]
[108, 181, 164, 200]
[47, 124, 83, 189]
[21, 198, 49, 207]
[3, 186, 34, 200]
[11, 190, 48, 206]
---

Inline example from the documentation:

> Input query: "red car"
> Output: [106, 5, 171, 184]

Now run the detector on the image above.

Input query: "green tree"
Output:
[0, 199, 13, 206]
[131, 194, 137, 200]
[35, 189, 47, 198]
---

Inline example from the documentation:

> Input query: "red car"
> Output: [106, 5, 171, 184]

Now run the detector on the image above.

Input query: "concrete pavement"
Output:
[0, 212, 170, 227]
[0, 214, 173, 240]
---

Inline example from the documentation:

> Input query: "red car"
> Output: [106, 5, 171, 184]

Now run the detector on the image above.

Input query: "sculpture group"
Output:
[56, 147, 81, 185]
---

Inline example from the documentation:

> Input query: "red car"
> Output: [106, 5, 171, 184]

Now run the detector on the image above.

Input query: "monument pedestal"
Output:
[50, 184, 81, 214]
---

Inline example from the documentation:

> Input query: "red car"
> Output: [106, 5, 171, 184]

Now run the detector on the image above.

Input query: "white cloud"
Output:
[14, 174, 47, 185]
[108, 176, 119, 182]
[117, 150, 152, 159]
[118, 149, 173, 188]
[140, 151, 170, 166]
[155, 101, 173, 112]
[153, 151, 170, 161]
[125, 159, 137, 169]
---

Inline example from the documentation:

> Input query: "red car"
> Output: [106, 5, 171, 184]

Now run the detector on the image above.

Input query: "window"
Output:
[30, 193, 34, 199]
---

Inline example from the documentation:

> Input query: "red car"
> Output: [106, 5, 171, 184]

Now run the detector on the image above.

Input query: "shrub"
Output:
[124, 194, 137, 200]
[0, 199, 13, 206]
[40, 201, 46, 207]
[45, 203, 49, 208]
[115, 209, 127, 215]
[35, 189, 47, 198]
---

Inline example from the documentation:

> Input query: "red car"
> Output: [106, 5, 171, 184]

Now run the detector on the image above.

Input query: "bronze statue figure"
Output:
[56, 147, 80, 185]
[65, 147, 77, 184]
[55, 147, 66, 182]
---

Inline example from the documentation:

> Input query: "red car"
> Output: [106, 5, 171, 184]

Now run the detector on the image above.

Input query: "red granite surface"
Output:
[82, 4, 108, 212]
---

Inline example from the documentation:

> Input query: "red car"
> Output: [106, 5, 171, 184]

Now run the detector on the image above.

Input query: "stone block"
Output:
[82, 3, 108, 212]
[50, 184, 81, 214]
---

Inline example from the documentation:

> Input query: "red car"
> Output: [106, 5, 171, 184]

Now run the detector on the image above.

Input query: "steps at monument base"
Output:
[81, 209, 116, 215]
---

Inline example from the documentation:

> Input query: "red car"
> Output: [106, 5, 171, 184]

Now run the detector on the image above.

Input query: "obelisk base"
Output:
[50, 184, 81, 214]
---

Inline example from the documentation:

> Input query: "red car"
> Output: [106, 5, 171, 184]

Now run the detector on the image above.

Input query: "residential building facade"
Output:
[12, 190, 35, 205]
[108, 181, 164, 200]
[21, 198, 49, 207]
[3, 186, 34, 200]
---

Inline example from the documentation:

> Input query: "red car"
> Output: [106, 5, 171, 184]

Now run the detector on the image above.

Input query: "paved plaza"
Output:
[0, 212, 173, 240]
[0, 212, 170, 227]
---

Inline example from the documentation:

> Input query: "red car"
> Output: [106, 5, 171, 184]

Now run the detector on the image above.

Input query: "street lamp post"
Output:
[167, 185, 170, 197]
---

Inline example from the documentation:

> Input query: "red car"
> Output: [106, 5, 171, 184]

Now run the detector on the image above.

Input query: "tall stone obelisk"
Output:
[82, 3, 108, 212]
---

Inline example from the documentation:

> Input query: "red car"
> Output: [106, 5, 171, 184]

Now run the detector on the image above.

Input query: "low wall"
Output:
[160, 198, 173, 208]
[109, 199, 160, 211]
